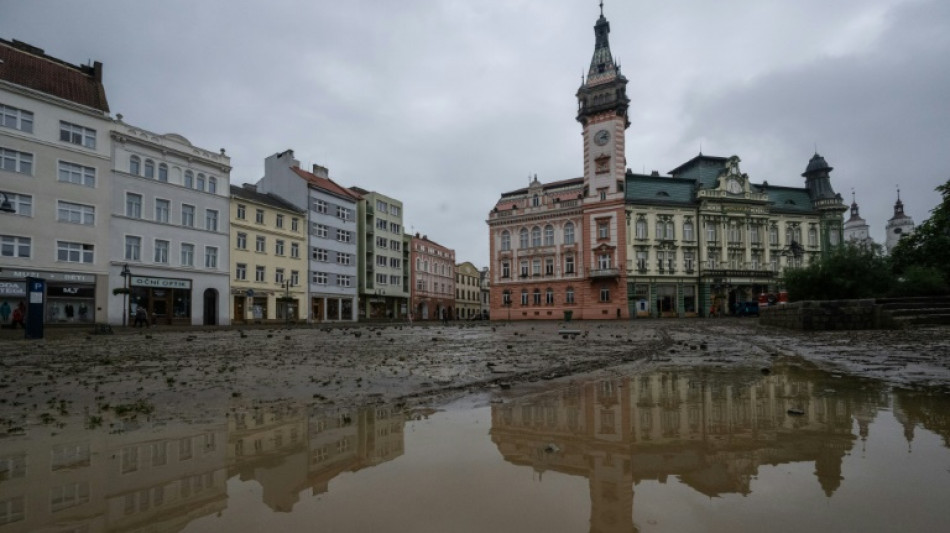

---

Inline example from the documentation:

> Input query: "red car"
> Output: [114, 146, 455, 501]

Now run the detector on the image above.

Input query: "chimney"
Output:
[92, 61, 103, 82]
[312, 164, 329, 179]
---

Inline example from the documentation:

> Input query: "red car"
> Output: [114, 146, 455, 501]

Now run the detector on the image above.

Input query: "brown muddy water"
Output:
[2, 358, 949, 532]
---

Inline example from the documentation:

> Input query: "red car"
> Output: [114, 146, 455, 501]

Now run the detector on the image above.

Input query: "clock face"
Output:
[726, 179, 742, 194]
[594, 129, 610, 146]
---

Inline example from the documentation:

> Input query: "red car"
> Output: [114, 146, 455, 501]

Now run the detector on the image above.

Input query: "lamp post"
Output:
[120, 264, 131, 327]
[279, 279, 292, 325]
[0, 192, 15, 214]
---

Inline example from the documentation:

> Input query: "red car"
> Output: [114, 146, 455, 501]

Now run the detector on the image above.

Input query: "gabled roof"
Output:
[230, 184, 305, 213]
[667, 154, 730, 182]
[0, 38, 109, 113]
[290, 167, 361, 201]
[499, 177, 584, 199]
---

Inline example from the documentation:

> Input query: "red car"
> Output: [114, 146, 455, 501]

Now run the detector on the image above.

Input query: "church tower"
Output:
[885, 189, 915, 253]
[576, 1, 630, 201]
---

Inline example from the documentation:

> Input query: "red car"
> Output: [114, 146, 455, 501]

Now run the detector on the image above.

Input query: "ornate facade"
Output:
[487, 7, 847, 320]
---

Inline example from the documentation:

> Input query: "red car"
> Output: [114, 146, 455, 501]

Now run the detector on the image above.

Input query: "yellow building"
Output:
[455, 261, 482, 319]
[229, 184, 307, 323]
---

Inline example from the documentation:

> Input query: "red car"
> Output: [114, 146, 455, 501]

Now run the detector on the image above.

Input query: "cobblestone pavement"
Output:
[2, 319, 949, 431]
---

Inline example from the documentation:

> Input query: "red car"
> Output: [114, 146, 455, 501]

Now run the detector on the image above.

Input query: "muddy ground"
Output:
[2, 319, 949, 431]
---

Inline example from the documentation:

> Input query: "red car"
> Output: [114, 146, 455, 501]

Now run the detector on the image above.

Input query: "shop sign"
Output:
[0, 281, 26, 296]
[131, 276, 192, 289]
[49, 286, 96, 299]
[1, 269, 95, 284]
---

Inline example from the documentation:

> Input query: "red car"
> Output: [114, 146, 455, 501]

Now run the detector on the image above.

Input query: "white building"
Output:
[109, 119, 231, 326]
[1, 39, 113, 326]
[885, 189, 915, 254]
[257, 150, 359, 321]
[843, 192, 874, 248]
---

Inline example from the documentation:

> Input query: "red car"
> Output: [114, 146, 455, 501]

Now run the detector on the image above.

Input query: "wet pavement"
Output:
[1, 320, 950, 531]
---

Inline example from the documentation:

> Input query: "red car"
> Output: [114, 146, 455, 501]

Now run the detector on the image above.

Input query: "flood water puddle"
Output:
[3, 359, 950, 532]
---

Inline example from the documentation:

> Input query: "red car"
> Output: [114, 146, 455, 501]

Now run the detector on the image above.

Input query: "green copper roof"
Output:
[625, 174, 697, 206]
[760, 186, 817, 214]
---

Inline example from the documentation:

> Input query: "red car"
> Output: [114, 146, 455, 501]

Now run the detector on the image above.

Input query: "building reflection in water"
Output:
[490, 362, 896, 533]
[0, 402, 405, 531]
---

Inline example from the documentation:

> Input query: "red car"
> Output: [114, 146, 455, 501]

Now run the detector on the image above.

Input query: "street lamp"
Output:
[278, 279, 293, 325]
[120, 263, 131, 327]
[0, 192, 15, 214]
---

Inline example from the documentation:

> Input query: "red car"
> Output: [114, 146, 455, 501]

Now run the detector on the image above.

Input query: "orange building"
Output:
[487, 6, 629, 320]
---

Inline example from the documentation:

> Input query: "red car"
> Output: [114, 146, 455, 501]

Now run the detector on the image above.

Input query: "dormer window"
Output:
[656, 191, 670, 197]
[532, 195, 540, 207]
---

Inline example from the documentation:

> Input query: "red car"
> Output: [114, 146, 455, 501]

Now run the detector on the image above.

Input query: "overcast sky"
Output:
[3, 0, 948, 265]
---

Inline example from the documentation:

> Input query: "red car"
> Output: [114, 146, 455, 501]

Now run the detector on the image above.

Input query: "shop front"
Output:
[129, 275, 192, 326]
[0, 269, 100, 326]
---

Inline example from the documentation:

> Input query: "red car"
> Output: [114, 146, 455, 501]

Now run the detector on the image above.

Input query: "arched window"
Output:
[665, 220, 675, 240]
[143, 159, 154, 179]
[545, 287, 554, 305]
[129, 155, 140, 175]
[158, 163, 168, 182]
[208, 176, 217, 194]
[532, 195, 540, 207]
[500, 230, 511, 251]
[184, 170, 194, 188]
[808, 227, 818, 247]
[564, 222, 575, 244]
[532, 288, 541, 305]
[565, 287, 575, 304]
[531, 226, 541, 247]
[544, 225, 554, 246]
[519, 228, 529, 248]
[683, 221, 694, 241]
[769, 225, 779, 245]
[520, 289, 528, 305]
[196, 173, 206, 191]
[502, 290, 511, 305]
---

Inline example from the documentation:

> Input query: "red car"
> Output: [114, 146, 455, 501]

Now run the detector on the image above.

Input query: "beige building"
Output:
[455, 261, 481, 319]
[229, 184, 307, 323]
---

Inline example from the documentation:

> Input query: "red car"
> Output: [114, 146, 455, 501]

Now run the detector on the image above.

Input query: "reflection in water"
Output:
[0, 402, 405, 531]
[489, 361, 933, 533]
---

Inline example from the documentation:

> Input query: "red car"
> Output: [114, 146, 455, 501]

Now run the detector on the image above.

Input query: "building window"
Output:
[501, 261, 510, 278]
[390, 205, 400, 216]
[125, 236, 141, 261]
[664, 220, 675, 240]
[236, 263, 247, 280]
[531, 226, 542, 247]
[706, 222, 718, 243]
[684, 251, 695, 272]
[129, 155, 141, 175]
[57, 161, 95, 186]
[208, 177, 217, 194]
[291, 217, 299, 231]
[635, 218, 647, 239]
[275, 268, 285, 284]
[126, 193, 142, 218]
[565, 255, 575, 274]
[533, 289, 541, 305]
[313, 199, 328, 213]
[808, 227, 818, 247]
[155, 199, 170, 223]
[520, 260, 529, 277]
[291, 270, 299, 286]
[337, 275, 352, 287]
[336, 229, 351, 243]
[59, 121, 96, 148]
[390, 257, 401, 268]
[182, 204, 195, 227]
[545, 258, 554, 275]
[500, 230, 511, 251]
[313, 272, 328, 285]
[600, 286, 610, 302]
[376, 255, 387, 267]
[0, 235, 31, 258]
[234, 232, 246, 250]
[196, 173, 206, 191]
[181, 243, 194, 266]
[236, 204, 246, 219]
[336, 205, 351, 220]
[154, 240, 169, 263]
[313, 247, 328, 261]
[206, 210, 219, 231]
[144, 159, 156, 179]
[57, 201, 94, 225]
[376, 236, 388, 248]
[532, 195, 540, 207]
[255, 209, 264, 224]
[769, 225, 779, 246]
[566, 287, 575, 304]
[636, 250, 647, 271]
[546, 288, 554, 305]
[158, 163, 168, 182]
[598, 254, 611, 269]
[532, 259, 541, 276]
[390, 240, 401, 252]
[313, 223, 328, 238]
[544, 225, 555, 246]
[521, 290, 528, 305]
[564, 222, 575, 245]
[683, 221, 694, 241]
[599, 222, 609, 240]
[1, 147, 33, 175]
[184, 170, 194, 188]
[729, 223, 741, 244]
[0, 191, 31, 216]
[502, 290, 511, 305]
[256, 236, 266, 252]
[255, 265, 265, 282]
[376, 200, 388, 213]
[57, 241, 93, 263]
[275, 214, 284, 228]
[205, 247, 218, 268]
[519, 228, 529, 248]
[0, 104, 33, 132]
[376, 218, 388, 231]
[337, 253, 352, 266]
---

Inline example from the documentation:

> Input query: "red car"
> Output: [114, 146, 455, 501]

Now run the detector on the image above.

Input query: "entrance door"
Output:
[234, 296, 245, 323]
[203, 288, 218, 325]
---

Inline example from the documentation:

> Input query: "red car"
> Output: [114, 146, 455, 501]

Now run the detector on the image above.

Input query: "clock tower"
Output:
[576, 1, 630, 200]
